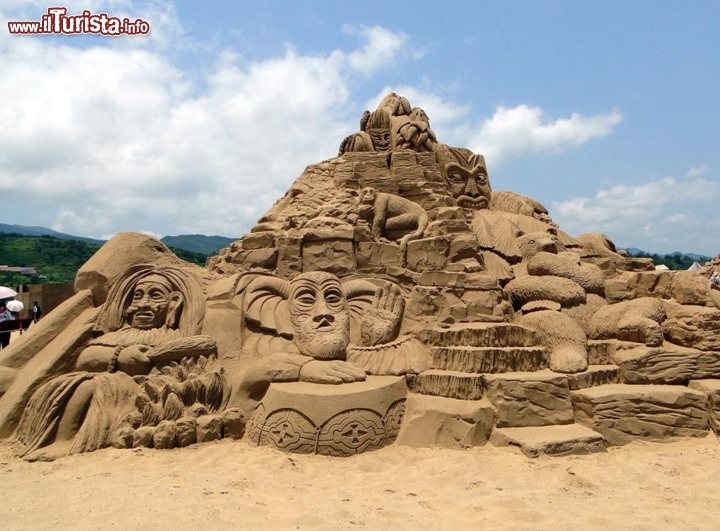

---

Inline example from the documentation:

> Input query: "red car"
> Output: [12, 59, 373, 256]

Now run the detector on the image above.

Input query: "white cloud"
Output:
[0, 3, 415, 238]
[552, 175, 720, 254]
[467, 104, 623, 166]
[685, 164, 707, 178]
[344, 25, 410, 76]
[0, 2, 635, 246]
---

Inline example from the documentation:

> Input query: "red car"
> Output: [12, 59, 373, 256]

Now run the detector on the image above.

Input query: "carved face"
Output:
[125, 274, 179, 330]
[444, 162, 492, 209]
[368, 129, 391, 151]
[367, 109, 392, 152]
[288, 272, 350, 359]
[518, 232, 560, 261]
[360, 186, 377, 205]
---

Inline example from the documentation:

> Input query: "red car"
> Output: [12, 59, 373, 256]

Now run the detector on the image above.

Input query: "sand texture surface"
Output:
[1, 436, 719, 531]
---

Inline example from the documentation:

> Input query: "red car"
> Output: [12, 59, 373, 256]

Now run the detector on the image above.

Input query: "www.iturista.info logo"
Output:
[7, 7, 150, 36]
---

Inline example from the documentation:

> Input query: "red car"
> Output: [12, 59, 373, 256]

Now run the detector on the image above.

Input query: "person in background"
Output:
[0, 301, 14, 349]
[32, 301, 42, 323]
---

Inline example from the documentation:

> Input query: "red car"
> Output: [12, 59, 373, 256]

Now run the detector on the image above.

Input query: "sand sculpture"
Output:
[2, 93, 720, 460]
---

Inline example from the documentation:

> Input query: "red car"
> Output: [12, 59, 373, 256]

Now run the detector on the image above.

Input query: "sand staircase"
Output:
[403, 323, 714, 457]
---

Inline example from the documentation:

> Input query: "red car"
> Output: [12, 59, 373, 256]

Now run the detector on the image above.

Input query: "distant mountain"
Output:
[0, 224, 238, 255]
[0, 223, 105, 245]
[620, 247, 711, 262]
[670, 252, 711, 261]
[160, 234, 237, 255]
[622, 247, 646, 255]
[0, 233, 101, 284]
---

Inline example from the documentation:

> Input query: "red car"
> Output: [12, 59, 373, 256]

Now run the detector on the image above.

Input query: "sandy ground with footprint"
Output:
[1, 434, 719, 531]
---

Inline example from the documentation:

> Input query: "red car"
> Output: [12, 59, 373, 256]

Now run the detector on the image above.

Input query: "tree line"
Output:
[0, 233, 209, 286]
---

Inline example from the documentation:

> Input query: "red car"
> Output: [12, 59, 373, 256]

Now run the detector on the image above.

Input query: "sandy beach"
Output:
[1, 434, 718, 531]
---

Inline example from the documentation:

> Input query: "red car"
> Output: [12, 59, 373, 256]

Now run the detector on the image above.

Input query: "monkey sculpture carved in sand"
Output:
[358, 187, 428, 253]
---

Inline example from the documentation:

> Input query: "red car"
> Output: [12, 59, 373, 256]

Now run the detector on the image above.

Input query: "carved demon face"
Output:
[125, 274, 180, 330]
[288, 271, 351, 360]
[443, 162, 492, 209]
[367, 108, 392, 152]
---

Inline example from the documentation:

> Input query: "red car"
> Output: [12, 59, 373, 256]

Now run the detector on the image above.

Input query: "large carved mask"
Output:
[96, 264, 205, 337]
[243, 272, 379, 360]
[125, 274, 182, 330]
[439, 147, 492, 209]
[288, 273, 350, 359]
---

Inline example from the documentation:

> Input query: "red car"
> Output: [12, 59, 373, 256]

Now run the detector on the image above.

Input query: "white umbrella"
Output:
[0, 286, 18, 299]
[6, 300, 23, 312]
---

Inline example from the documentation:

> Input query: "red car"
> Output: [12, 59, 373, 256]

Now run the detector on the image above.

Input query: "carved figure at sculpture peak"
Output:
[339, 93, 437, 154]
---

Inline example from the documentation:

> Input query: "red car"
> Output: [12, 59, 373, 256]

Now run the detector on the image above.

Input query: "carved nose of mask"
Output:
[465, 179, 480, 197]
[314, 314, 335, 328]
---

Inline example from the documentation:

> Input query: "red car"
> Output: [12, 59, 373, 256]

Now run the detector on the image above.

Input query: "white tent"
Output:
[688, 261, 702, 272]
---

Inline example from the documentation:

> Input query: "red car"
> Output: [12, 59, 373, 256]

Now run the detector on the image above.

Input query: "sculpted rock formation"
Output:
[3, 93, 720, 460]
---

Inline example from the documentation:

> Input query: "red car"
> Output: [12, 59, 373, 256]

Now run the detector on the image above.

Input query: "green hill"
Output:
[0, 223, 105, 245]
[0, 233, 210, 286]
[624, 249, 711, 270]
[160, 234, 236, 254]
[0, 233, 100, 284]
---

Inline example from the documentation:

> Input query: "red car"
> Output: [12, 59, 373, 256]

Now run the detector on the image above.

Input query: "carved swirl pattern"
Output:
[256, 409, 317, 454]
[248, 400, 407, 456]
[317, 409, 385, 456]
[383, 399, 406, 443]
[246, 404, 266, 444]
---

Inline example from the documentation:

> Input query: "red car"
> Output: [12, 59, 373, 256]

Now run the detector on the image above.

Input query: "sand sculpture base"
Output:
[247, 376, 407, 456]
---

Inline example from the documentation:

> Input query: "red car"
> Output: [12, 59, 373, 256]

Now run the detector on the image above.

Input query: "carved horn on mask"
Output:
[342, 279, 378, 300]
[244, 275, 293, 337]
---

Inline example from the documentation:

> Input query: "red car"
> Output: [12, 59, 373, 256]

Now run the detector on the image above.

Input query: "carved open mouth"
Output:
[132, 311, 156, 323]
[457, 196, 489, 209]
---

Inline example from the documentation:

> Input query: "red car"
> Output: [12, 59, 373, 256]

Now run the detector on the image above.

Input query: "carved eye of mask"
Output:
[293, 288, 317, 310]
[476, 173, 488, 186]
[323, 287, 344, 310]
[527, 239, 536, 245]
[132, 285, 169, 303]
[448, 173, 466, 183]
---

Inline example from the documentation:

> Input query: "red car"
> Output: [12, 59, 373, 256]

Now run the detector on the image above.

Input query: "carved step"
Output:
[490, 424, 606, 458]
[417, 323, 538, 348]
[565, 365, 620, 390]
[587, 339, 638, 365]
[409, 370, 484, 400]
[571, 384, 709, 446]
[396, 394, 495, 449]
[611, 344, 720, 385]
[431, 346, 547, 373]
[688, 379, 720, 435]
[485, 370, 574, 428]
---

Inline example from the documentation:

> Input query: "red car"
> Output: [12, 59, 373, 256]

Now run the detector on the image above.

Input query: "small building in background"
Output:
[0, 266, 38, 276]
[16, 284, 75, 319]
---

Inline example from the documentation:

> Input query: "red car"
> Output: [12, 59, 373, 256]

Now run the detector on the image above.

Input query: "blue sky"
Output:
[1, 1, 718, 255]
